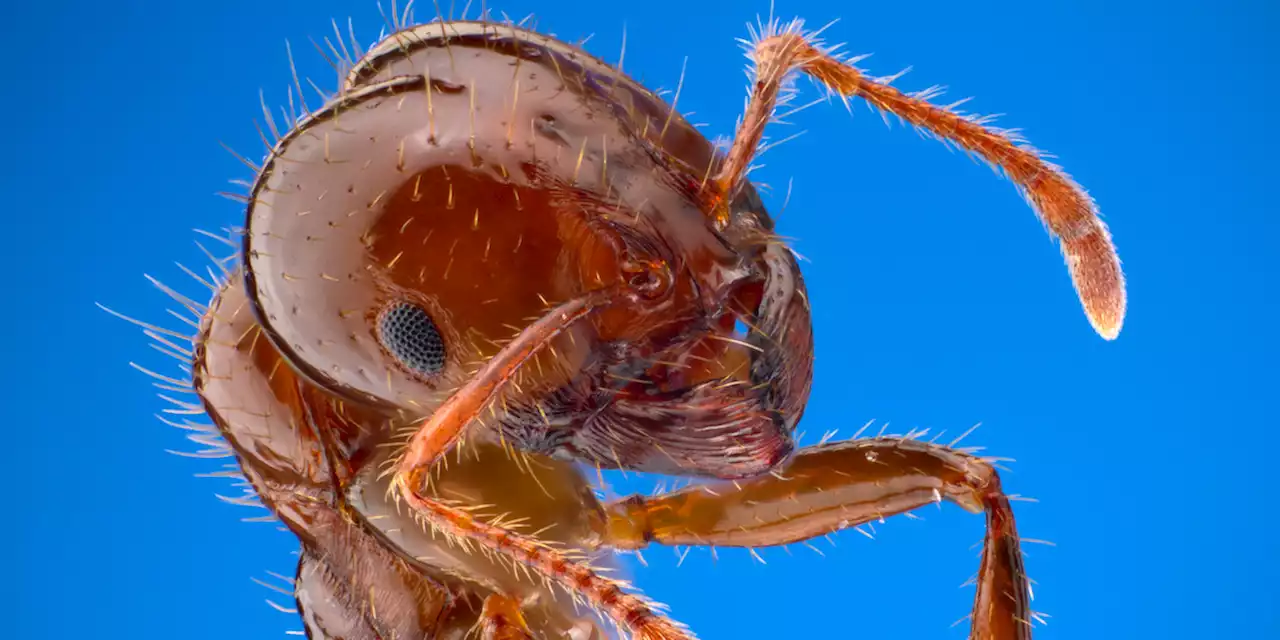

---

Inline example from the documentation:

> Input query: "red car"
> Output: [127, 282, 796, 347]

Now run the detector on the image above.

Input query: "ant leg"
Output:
[389, 290, 692, 640]
[480, 594, 534, 640]
[715, 20, 1124, 339]
[602, 437, 1032, 640]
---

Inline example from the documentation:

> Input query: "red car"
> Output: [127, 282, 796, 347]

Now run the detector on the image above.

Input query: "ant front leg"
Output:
[602, 437, 1033, 640]
[389, 290, 693, 640]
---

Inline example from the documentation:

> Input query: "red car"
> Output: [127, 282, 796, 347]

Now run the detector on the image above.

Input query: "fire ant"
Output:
[110, 8, 1124, 639]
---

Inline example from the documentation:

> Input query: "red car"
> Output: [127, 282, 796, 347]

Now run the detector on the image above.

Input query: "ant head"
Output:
[242, 22, 812, 460]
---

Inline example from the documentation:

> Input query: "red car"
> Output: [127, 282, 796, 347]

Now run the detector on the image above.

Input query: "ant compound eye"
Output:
[377, 302, 447, 377]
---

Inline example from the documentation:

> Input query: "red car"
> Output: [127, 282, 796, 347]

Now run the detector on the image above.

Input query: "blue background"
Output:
[6, 0, 1276, 638]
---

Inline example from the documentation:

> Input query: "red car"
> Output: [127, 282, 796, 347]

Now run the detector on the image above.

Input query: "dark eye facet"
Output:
[377, 302, 446, 376]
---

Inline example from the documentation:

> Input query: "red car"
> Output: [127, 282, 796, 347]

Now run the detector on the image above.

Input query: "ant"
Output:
[110, 8, 1124, 640]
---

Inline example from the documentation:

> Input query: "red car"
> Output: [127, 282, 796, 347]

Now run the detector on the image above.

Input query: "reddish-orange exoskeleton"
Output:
[111, 9, 1125, 640]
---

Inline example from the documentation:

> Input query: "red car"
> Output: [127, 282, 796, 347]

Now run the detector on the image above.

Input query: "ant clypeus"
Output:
[108, 7, 1124, 639]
